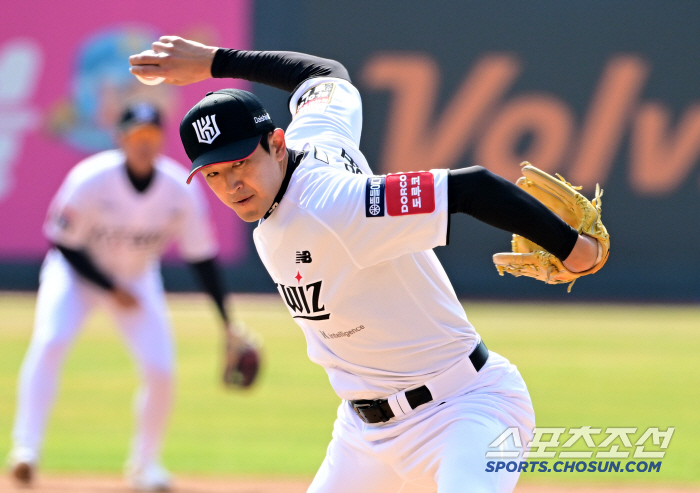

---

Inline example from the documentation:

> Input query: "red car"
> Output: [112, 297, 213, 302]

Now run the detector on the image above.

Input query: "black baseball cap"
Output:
[118, 102, 162, 133]
[180, 89, 275, 183]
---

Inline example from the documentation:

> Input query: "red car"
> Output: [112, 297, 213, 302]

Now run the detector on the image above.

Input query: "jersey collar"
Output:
[262, 149, 304, 220]
[124, 162, 156, 194]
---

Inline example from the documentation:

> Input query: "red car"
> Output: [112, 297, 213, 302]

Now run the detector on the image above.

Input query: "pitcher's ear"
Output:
[269, 128, 287, 159]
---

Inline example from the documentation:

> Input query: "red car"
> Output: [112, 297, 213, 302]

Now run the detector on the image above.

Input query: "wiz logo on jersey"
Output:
[276, 260, 329, 320]
[276, 280, 329, 320]
[192, 115, 220, 144]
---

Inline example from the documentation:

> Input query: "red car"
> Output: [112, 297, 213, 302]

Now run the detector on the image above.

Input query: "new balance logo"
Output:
[296, 251, 312, 263]
[192, 115, 221, 144]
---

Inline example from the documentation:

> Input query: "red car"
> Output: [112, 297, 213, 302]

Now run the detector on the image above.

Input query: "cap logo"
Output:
[192, 114, 221, 144]
[254, 113, 270, 124]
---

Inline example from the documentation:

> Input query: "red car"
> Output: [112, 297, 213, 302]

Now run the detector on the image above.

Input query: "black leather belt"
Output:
[351, 340, 489, 424]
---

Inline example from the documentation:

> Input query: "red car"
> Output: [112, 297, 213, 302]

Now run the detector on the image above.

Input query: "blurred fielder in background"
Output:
[7, 102, 259, 491]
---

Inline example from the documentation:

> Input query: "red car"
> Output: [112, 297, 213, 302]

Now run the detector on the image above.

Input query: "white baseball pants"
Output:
[12, 250, 174, 467]
[308, 351, 535, 493]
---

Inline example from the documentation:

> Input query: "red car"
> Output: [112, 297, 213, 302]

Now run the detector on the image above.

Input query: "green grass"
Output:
[466, 302, 700, 485]
[0, 293, 698, 485]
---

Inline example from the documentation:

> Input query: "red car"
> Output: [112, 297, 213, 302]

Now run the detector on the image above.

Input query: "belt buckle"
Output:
[352, 400, 390, 423]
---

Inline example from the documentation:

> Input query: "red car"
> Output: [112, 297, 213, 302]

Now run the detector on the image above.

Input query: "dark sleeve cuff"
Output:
[447, 167, 579, 260]
[55, 244, 114, 290]
[189, 257, 229, 323]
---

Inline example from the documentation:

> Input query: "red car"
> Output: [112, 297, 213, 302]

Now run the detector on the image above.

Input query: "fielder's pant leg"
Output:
[12, 253, 93, 454]
[109, 271, 174, 466]
[307, 403, 405, 493]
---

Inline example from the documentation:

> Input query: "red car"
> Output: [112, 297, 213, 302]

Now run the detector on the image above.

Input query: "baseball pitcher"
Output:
[130, 38, 608, 493]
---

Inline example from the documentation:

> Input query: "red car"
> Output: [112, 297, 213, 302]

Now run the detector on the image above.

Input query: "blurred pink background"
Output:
[0, 0, 251, 263]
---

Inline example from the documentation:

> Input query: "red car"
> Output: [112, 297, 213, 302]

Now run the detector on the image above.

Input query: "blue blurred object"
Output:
[62, 26, 155, 151]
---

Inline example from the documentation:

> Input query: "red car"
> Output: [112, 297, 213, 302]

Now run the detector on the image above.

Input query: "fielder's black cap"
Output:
[180, 89, 275, 183]
[119, 102, 162, 133]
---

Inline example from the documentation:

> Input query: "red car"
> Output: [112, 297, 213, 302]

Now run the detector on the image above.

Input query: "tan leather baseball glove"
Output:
[492, 162, 610, 292]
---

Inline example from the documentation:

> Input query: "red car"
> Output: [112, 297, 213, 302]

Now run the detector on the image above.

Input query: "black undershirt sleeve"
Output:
[189, 257, 229, 324]
[211, 49, 350, 92]
[55, 244, 114, 291]
[56, 247, 229, 322]
[447, 167, 580, 260]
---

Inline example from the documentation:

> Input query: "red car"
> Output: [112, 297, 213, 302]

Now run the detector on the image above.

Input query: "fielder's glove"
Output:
[223, 323, 261, 388]
[492, 162, 610, 292]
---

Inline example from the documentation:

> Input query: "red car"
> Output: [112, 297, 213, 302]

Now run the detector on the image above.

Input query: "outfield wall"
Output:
[2, 1, 700, 301]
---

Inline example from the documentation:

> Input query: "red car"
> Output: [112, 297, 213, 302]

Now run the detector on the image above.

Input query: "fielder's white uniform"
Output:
[254, 78, 535, 492]
[12, 150, 217, 467]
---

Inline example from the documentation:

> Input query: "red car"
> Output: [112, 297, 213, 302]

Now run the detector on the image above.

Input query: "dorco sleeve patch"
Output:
[386, 172, 435, 216]
[296, 82, 336, 115]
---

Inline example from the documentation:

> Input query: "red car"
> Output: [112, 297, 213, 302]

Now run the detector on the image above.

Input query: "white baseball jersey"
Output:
[44, 150, 217, 281]
[254, 77, 480, 401]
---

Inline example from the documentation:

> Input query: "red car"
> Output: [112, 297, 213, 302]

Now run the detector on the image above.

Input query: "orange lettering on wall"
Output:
[568, 56, 650, 189]
[475, 95, 574, 183]
[362, 53, 700, 196]
[361, 54, 520, 173]
[630, 103, 700, 195]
